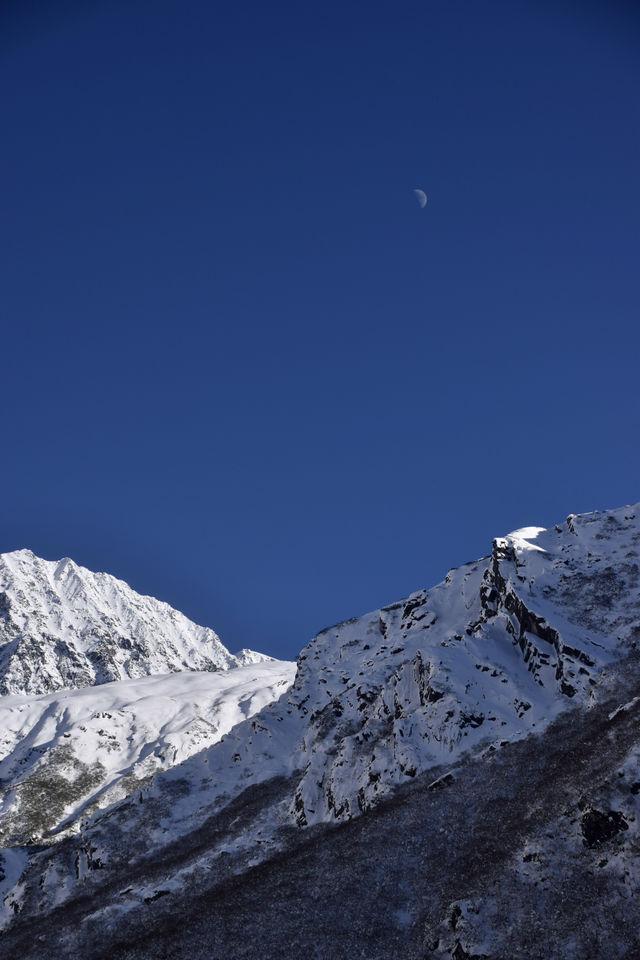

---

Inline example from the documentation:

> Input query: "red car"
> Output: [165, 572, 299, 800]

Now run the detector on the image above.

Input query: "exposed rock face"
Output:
[1, 504, 640, 960]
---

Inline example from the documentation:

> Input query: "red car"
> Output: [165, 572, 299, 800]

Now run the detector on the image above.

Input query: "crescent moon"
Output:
[414, 189, 427, 208]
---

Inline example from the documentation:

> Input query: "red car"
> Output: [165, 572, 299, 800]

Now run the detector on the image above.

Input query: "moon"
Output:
[414, 188, 427, 208]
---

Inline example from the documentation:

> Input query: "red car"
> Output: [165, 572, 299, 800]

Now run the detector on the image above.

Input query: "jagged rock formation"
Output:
[1, 504, 640, 959]
[0, 549, 265, 694]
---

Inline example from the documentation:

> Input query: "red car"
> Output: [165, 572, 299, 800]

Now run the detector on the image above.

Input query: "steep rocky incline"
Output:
[0, 549, 264, 695]
[160, 503, 639, 836]
[1, 503, 640, 957]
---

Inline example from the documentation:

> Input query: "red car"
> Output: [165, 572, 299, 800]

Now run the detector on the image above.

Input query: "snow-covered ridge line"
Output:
[145, 502, 640, 838]
[0, 549, 267, 695]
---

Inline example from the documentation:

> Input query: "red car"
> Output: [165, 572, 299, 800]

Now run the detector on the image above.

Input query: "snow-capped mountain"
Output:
[0, 549, 265, 695]
[2, 504, 640, 960]
[0, 548, 293, 845]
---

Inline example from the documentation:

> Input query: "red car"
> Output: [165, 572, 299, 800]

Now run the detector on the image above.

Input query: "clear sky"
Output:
[2, 0, 639, 660]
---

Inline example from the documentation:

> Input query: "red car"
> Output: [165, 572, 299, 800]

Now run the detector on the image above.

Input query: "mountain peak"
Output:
[0, 549, 242, 695]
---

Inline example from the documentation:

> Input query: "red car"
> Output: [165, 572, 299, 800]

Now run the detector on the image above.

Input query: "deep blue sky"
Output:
[2, 1, 639, 659]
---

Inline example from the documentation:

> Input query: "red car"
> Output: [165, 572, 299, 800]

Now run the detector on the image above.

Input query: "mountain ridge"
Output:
[1, 502, 639, 959]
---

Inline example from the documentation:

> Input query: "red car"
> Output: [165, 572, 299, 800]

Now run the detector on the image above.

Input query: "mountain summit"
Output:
[0, 549, 263, 695]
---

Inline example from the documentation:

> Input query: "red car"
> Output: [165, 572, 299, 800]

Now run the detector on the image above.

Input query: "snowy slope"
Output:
[0, 661, 296, 845]
[0, 549, 263, 695]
